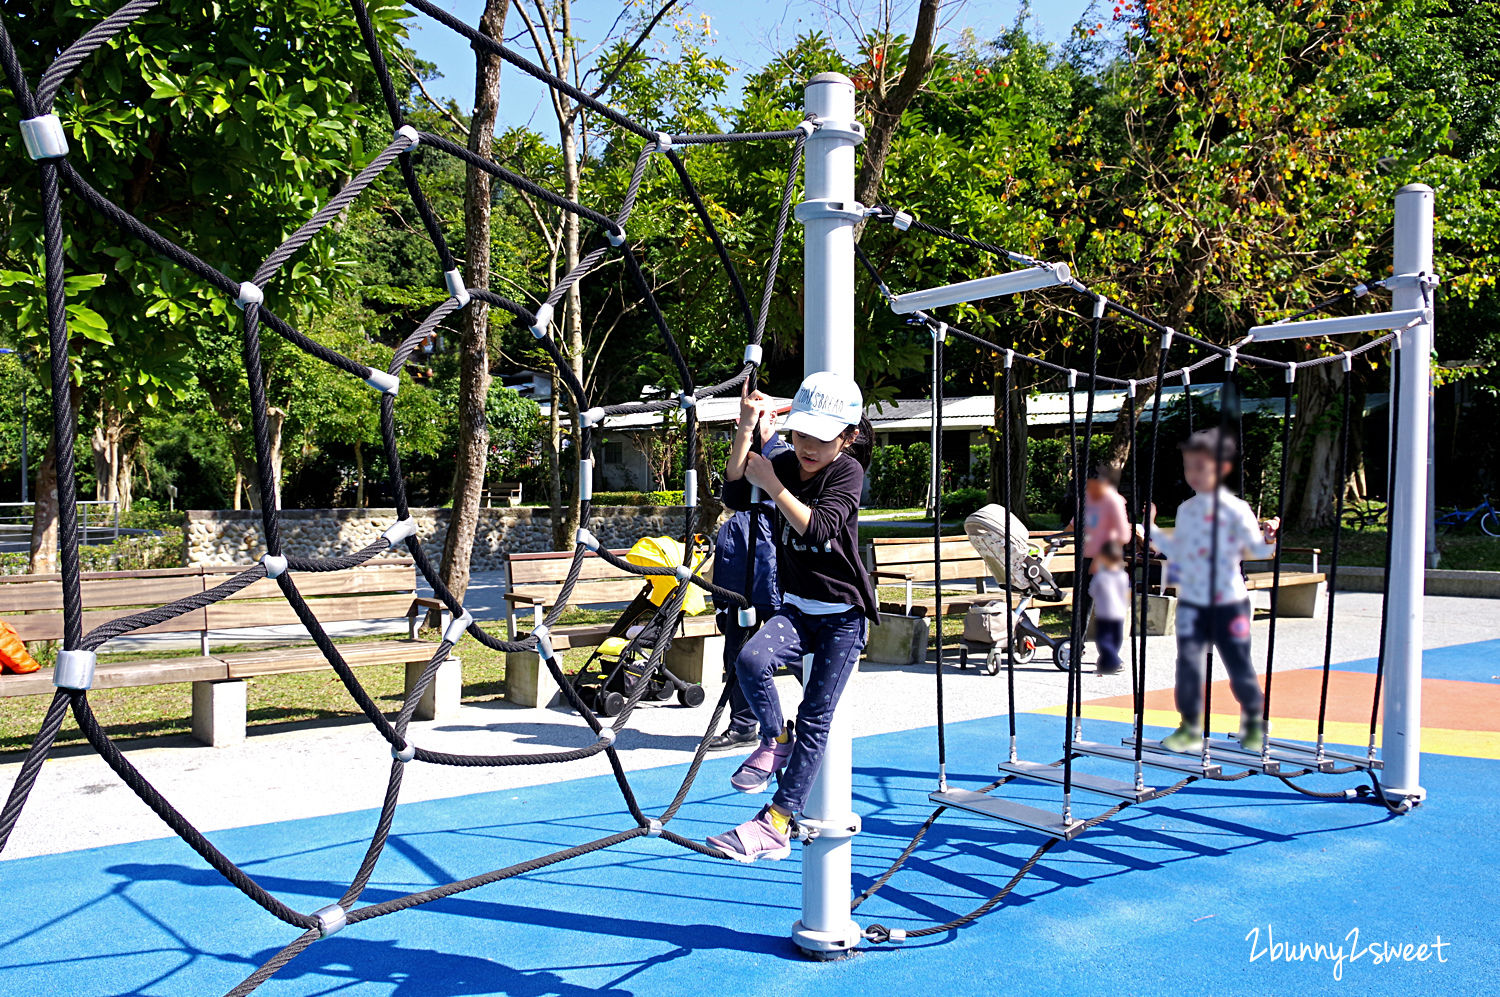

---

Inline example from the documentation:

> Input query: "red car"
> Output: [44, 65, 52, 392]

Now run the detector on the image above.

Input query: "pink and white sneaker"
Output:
[706, 806, 792, 863]
[730, 725, 793, 794]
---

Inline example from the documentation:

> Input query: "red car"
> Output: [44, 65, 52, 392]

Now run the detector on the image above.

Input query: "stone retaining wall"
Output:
[184, 506, 705, 570]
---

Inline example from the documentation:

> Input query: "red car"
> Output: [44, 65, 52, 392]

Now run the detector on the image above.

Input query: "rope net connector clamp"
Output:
[1067, 368, 1078, 389]
[674, 565, 692, 583]
[261, 554, 288, 579]
[743, 344, 762, 366]
[235, 280, 264, 310]
[605, 225, 626, 247]
[1342, 352, 1354, 372]
[1162, 326, 1176, 351]
[1003, 349, 1015, 369]
[443, 269, 470, 308]
[1285, 364, 1298, 384]
[796, 118, 818, 137]
[19, 114, 68, 160]
[645, 817, 663, 837]
[891, 209, 914, 231]
[533, 624, 554, 661]
[576, 527, 600, 551]
[396, 124, 421, 147]
[442, 611, 474, 645]
[364, 367, 400, 396]
[677, 392, 696, 411]
[578, 457, 594, 501]
[579, 407, 606, 429]
[1093, 294, 1107, 319]
[53, 650, 97, 691]
[1353, 282, 1369, 297]
[1181, 366, 1192, 388]
[654, 131, 673, 152]
[929, 320, 948, 344]
[597, 727, 617, 747]
[383, 517, 418, 547]
[683, 469, 697, 509]
[1224, 347, 1238, 372]
[530, 302, 554, 339]
[312, 903, 348, 938]
[738, 607, 756, 627]
[391, 741, 417, 763]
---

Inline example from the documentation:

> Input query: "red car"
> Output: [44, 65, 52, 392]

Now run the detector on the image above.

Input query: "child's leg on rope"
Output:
[1164, 603, 1209, 752]
[724, 611, 804, 794]
[1210, 599, 1264, 747]
[772, 608, 866, 819]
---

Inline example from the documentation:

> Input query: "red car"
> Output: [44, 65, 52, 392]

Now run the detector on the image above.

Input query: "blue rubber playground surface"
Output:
[2, 659, 1495, 995]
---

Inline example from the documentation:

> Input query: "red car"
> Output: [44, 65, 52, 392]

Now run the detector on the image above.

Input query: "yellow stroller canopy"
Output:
[626, 535, 708, 615]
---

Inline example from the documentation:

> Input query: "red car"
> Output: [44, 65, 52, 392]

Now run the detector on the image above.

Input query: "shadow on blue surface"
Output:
[0, 710, 1491, 996]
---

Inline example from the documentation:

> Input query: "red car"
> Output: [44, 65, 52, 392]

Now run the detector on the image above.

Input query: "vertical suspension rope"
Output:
[933, 326, 947, 789]
[1200, 371, 1222, 767]
[1136, 344, 1172, 762]
[1260, 369, 1298, 760]
[1316, 361, 1355, 756]
[1369, 345, 1403, 757]
[1126, 382, 1143, 787]
[1062, 366, 1082, 817]
[1076, 303, 1104, 738]
[1002, 353, 1018, 762]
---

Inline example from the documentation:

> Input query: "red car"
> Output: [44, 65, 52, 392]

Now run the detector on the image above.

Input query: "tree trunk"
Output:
[989, 368, 1031, 525]
[435, 0, 509, 617]
[1285, 361, 1346, 531]
[232, 468, 244, 511]
[353, 439, 365, 508]
[547, 369, 563, 548]
[853, 0, 941, 216]
[558, 108, 583, 552]
[28, 435, 59, 575]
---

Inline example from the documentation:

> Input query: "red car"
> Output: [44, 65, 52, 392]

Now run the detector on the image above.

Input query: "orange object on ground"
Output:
[0, 621, 40, 673]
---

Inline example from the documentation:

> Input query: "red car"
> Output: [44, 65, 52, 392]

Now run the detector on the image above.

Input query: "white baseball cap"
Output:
[783, 371, 863, 442]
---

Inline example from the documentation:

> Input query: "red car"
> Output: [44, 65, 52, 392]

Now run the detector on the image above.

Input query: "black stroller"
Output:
[569, 535, 710, 717]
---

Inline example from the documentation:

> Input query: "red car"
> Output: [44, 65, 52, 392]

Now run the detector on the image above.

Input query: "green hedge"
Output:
[0, 527, 185, 576]
[592, 490, 685, 507]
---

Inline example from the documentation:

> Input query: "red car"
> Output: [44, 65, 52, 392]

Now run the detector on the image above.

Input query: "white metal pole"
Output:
[1383, 183, 1432, 802]
[792, 71, 864, 960]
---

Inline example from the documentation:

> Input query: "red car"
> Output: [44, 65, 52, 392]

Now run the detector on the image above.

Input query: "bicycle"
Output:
[1341, 498, 1389, 531]
[1435, 496, 1500, 537]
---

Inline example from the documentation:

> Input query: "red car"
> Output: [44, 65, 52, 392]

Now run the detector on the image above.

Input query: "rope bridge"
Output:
[0, 2, 812, 991]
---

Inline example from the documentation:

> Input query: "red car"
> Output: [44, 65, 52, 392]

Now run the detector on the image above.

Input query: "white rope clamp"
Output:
[396, 124, 421, 147]
[678, 392, 696, 411]
[743, 344, 762, 366]
[533, 623, 554, 660]
[1093, 294, 1107, 319]
[1224, 347, 1238, 372]
[930, 321, 948, 344]
[530, 301, 554, 339]
[235, 281, 264, 310]
[1127, 379, 1137, 396]
[312, 903, 348, 938]
[796, 118, 818, 137]
[443, 611, 474, 645]
[579, 407, 606, 429]
[1342, 352, 1354, 372]
[443, 269, 470, 308]
[1003, 349, 1015, 370]
[606, 225, 626, 247]
[383, 517, 418, 547]
[261, 554, 288, 579]
[683, 469, 697, 508]
[597, 727, 617, 747]
[1285, 363, 1298, 384]
[1161, 326, 1176, 351]
[391, 741, 417, 763]
[654, 131, 673, 152]
[1067, 369, 1078, 389]
[576, 527, 600, 551]
[738, 606, 756, 628]
[578, 457, 594, 501]
[19, 114, 68, 159]
[1353, 282, 1369, 297]
[1181, 367, 1192, 388]
[891, 209, 914, 231]
[53, 650, 97, 691]
[363, 367, 400, 396]
[645, 817, 663, 837]
[674, 564, 692, 583]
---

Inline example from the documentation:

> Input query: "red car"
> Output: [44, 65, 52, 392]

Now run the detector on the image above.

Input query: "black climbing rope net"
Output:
[0, 3, 814, 992]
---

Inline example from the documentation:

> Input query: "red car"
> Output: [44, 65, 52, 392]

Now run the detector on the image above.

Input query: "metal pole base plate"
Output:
[792, 919, 861, 960]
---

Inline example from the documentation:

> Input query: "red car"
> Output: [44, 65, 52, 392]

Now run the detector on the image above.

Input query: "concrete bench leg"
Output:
[865, 613, 929, 666]
[1272, 580, 1325, 618]
[1144, 595, 1176, 636]
[191, 679, 246, 747]
[664, 634, 726, 705]
[506, 650, 561, 709]
[406, 655, 462, 721]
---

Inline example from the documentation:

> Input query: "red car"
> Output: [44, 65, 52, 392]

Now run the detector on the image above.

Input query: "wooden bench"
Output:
[869, 532, 1079, 618]
[0, 559, 446, 747]
[499, 548, 722, 708]
[484, 480, 523, 507]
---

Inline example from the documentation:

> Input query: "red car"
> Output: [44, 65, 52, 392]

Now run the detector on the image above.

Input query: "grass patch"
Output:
[1283, 529, 1500, 572]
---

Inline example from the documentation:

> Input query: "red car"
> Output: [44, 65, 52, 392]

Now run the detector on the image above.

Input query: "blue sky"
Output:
[405, 1, 1096, 132]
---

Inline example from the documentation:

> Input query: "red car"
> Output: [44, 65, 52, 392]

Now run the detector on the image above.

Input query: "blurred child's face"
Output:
[789, 430, 847, 478]
[1182, 450, 1231, 493]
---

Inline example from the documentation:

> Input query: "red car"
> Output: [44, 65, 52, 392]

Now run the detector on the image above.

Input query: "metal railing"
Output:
[0, 500, 123, 553]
